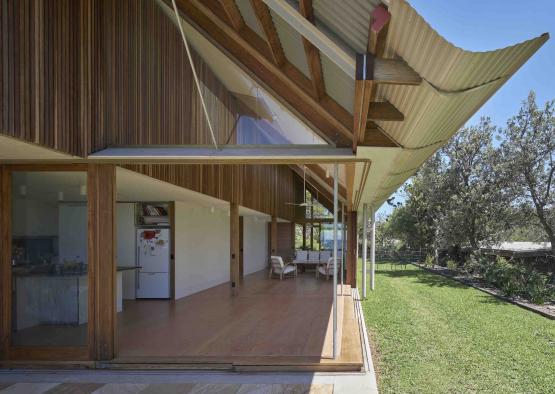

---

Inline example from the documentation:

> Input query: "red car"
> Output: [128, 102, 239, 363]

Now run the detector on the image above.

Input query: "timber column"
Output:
[271, 215, 278, 255]
[88, 164, 116, 360]
[230, 202, 240, 295]
[346, 211, 358, 287]
[0, 167, 9, 359]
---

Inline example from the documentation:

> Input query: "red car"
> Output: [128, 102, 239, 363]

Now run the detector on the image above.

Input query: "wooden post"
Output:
[0, 166, 10, 360]
[346, 211, 358, 287]
[271, 215, 278, 255]
[88, 164, 116, 361]
[230, 203, 240, 295]
[290, 222, 296, 254]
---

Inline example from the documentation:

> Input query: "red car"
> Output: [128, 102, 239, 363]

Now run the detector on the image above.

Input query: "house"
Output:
[481, 242, 554, 275]
[0, 0, 547, 371]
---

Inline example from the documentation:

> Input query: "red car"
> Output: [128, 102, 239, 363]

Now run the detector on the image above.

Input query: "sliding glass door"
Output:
[5, 166, 91, 360]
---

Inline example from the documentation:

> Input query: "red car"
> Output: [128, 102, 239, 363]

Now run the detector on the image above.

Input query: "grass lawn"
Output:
[360, 262, 555, 393]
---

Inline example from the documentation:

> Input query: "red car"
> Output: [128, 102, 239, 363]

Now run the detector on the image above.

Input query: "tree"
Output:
[386, 118, 511, 256]
[499, 91, 555, 254]
[439, 117, 510, 250]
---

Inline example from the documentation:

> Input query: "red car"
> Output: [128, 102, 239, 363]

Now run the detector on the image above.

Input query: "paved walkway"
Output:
[0, 368, 377, 394]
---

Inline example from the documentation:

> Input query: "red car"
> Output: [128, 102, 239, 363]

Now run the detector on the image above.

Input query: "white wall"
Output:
[116, 203, 137, 299]
[174, 201, 230, 300]
[242, 216, 268, 276]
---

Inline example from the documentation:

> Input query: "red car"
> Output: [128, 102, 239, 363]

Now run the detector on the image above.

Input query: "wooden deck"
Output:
[111, 271, 363, 372]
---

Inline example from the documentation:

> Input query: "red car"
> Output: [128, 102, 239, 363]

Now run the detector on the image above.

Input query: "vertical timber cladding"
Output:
[0, 0, 97, 156]
[88, 164, 116, 360]
[0, 0, 244, 155]
[98, 0, 242, 150]
[123, 164, 297, 221]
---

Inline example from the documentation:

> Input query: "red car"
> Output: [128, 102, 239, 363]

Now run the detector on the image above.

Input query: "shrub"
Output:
[424, 255, 435, 268]
[523, 270, 550, 304]
[463, 253, 489, 276]
[446, 260, 458, 271]
[484, 257, 521, 297]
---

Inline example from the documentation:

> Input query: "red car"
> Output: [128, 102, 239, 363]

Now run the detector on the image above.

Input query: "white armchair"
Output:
[316, 257, 339, 280]
[269, 256, 297, 280]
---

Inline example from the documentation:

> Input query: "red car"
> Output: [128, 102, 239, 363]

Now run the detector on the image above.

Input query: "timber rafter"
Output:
[169, 0, 410, 150]
[172, 0, 353, 147]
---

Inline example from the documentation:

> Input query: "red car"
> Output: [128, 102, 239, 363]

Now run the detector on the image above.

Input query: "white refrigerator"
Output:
[136, 228, 170, 299]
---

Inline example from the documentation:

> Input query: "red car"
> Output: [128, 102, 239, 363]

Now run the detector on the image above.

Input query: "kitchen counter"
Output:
[117, 266, 141, 272]
[13, 267, 130, 330]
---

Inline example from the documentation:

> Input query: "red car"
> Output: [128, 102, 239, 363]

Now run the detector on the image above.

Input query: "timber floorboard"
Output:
[113, 270, 362, 371]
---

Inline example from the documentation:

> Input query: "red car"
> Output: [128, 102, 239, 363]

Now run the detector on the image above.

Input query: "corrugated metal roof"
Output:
[185, 0, 548, 212]
[361, 0, 548, 209]
[312, 0, 381, 54]
[289, 0, 547, 210]
[270, 10, 312, 78]
[236, 0, 267, 40]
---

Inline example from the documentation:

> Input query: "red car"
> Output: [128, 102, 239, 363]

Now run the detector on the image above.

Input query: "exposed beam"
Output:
[262, 0, 356, 77]
[290, 164, 346, 203]
[290, 166, 336, 213]
[361, 123, 398, 147]
[173, 0, 353, 146]
[263, 0, 421, 85]
[367, 4, 390, 57]
[368, 101, 404, 121]
[299, 0, 326, 100]
[88, 145, 358, 164]
[305, 164, 347, 198]
[218, 0, 245, 31]
[357, 53, 421, 86]
[250, 0, 286, 67]
[353, 79, 373, 147]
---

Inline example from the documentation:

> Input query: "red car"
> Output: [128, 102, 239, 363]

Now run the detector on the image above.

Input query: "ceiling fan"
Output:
[285, 166, 314, 208]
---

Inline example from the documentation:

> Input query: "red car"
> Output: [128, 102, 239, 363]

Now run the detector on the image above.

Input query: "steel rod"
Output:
[332, 163, 338, 359]
[371, 208, 376, 290]
[362, 203, 368, 299]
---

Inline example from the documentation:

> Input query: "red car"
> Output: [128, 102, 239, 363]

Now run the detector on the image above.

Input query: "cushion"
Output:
[308, 251, 320, 261]
[295, 250, 308, 260]
[320, 251, 331, 261]
[283, 265, 296, 274]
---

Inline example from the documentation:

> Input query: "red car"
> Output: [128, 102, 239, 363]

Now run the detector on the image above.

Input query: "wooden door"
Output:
[239, 217, 244, 279]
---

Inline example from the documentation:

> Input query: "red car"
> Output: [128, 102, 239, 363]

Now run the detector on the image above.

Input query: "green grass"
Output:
[360, 262, 555, 394]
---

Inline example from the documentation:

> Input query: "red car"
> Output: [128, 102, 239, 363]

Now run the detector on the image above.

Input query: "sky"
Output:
[377, 0, 555, 217]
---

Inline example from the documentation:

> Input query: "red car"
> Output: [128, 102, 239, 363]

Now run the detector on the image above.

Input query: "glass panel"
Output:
[235, 115, 325, 145]
[11, 171, 88, 347]
[320, 223, 344, 251]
